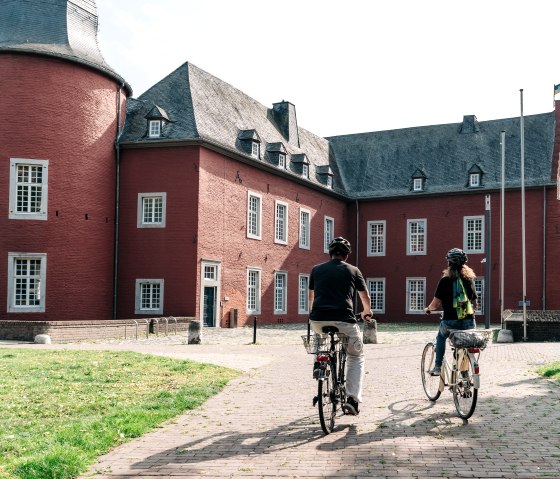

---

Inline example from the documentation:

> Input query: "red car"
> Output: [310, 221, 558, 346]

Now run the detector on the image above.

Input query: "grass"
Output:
[0, 349, 239, 479]
[537, 361, 560, 384]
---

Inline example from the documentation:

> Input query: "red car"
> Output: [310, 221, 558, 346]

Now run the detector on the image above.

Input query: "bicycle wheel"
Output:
[318, 362, 337, 434]
[421, 342, 441, 401]
[453, 353, 478, 419]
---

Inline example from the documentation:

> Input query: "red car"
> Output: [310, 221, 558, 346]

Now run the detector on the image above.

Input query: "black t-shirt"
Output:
[435, 275, 477, 320]
[309, 259, 367, 322]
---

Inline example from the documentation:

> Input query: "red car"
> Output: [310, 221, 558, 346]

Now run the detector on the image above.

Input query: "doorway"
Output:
[200, 260, 221, 327]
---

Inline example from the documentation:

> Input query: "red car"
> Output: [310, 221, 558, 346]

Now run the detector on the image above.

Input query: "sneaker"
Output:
[343, 397, 360, 416]
[429, 365, 441, 376]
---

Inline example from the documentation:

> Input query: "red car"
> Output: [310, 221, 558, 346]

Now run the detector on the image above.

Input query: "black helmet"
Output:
[446, 248, 468, 266]
[329, 237, 352, 256]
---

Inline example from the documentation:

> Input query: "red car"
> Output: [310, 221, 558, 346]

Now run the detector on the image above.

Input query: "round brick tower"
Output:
[0, 0, 131, 322]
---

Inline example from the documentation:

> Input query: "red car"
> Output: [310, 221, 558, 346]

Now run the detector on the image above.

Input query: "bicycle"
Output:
[302, 326, 349, 434]
[420, 313, 492, 420]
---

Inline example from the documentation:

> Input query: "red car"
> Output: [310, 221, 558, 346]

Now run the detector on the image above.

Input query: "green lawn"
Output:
[537, 361, 560, 384]
[0, 349, 239, 479]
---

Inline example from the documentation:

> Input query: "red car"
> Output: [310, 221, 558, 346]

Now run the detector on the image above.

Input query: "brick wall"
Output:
[0, 317, 195, 343]
[503, 310, 560, 341]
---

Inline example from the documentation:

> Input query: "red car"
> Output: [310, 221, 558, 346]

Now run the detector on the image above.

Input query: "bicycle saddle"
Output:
[321, 326, 339, 334]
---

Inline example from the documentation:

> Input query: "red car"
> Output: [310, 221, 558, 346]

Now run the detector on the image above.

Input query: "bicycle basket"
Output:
[301, 333, 349, 354]
[449, 330, 491, 349]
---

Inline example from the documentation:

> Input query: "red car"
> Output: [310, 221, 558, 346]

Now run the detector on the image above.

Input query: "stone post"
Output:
[363, 319, 377, 344]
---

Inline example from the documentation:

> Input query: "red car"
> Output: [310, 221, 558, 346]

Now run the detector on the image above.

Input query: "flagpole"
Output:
[520, 89, 527, 341]
[500, 130, 505, 329]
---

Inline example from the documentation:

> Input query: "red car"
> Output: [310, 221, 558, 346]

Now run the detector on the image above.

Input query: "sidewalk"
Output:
[4, 329, 560, 478]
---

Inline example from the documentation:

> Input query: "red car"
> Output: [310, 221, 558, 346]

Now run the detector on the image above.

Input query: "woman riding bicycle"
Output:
[308, 237, 372, 416]
[424, 248, 479, 376]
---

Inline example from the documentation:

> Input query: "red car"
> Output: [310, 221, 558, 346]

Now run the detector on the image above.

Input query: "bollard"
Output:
[363, 318, 378, 344]
[253, 316, 257, 344]
[307, 319, 311, 341]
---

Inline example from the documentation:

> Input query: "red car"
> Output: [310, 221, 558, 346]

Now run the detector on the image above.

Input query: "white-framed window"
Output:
[274, 271, 287, 314]
[413, 178, 423, 191]
[204, 265, 217, 280]
[298, 274, 310, 314]
[302, 164, 309, 179]
[274, 200, 288, 244]
[137, 193, 166, 228]
[469, 173, 480, 187]
[324, 216, 334, 253]
[148, 120, 161, 138]
[251, 142, 260, 159]
[368, 278, 385, 313]
[9, 158, 49, 220]
[407, 219, 426, 255]
[299, 208, 310, 249]
[279, 153, 286, 168]
[7, 253, 47, 312]
[464, 216, 484, 254]
[474, 277, 484, 314]
[135, 279, 164, 314]
[326, 176, 333, 188]
[247, 191, 262, 240]
[406, 277, 426, 314]
[367, 220, 386, 256]
[247, 268, 261, 314]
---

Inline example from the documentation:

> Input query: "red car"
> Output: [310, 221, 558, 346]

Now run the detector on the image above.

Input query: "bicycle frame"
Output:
[438, 344, 481, 392]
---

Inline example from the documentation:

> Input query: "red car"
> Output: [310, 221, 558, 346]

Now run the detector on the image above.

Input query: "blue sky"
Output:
[96, 0, 559, 137]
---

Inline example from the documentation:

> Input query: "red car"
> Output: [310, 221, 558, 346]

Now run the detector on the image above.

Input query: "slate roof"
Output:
[327, 113, 556, 199]
[0, 0, 131, 95]
[121, 62, 556, 201]
[120, 62, 341, 194]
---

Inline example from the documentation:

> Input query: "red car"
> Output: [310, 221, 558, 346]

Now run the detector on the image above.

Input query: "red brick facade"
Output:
[0, 54, 125, 322]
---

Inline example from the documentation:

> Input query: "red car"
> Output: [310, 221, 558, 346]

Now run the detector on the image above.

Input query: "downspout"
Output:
[543, 185, 547, 310]
[113, 84, 124, 319]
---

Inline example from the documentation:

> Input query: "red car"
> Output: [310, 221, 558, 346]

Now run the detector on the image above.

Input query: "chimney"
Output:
[459, 115, 480, 134]
[272, 101, 300, 147]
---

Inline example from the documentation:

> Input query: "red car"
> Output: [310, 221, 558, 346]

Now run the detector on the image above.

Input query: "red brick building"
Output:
[1, 0, 559, 331]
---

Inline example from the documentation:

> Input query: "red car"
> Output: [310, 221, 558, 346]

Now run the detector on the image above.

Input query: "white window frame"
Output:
[367, 220, 386, 256]
[298, 274, 310, 314]
[324, 216, 334, 253]
[299, 208, 311, 250]
[9, 158, 49, 221]
[407, 219, 427, 255]
[7, 253, 47, 312]
[247, 191, 262, 240]
[135, 279, 164, 314]
[406, 277, 426, 314]
[326, 176, 333, 188]
[274, 270, 288, 314]
[464, 216, 484, 254]
[137, 192, 166, 228]
[469, 173, 480, 187]
[251, 141, 260, 159]
[413, 178, 423, 191]
[474, 277, 484, 314]
[302, 163, 309, 179]
[148, 120, 161, 138]
[274, 200, 288, 245]
[278, 153, 286, 169]
[367, 278, 385, 313]
[246, 268, 261, 314]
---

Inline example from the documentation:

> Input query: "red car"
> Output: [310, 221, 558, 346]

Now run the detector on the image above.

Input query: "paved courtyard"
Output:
[4, 326, 560, 478]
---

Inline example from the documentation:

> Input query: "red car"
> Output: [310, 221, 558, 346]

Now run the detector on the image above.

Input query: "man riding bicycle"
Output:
[308, 237, 373, 416]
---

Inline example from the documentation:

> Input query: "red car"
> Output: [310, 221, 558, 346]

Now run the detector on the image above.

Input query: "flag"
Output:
[555, 84, 560, 95]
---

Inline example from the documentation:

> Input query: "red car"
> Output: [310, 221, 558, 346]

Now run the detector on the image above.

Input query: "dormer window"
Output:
[467, 164, 484, 188]
[251, 141, 260, 159]
[411, 168, 427, 192]
[326, 176, 333, 189]
[149, 120, 161, 138]
[145, 105, 170, 139]
[316, 165, 334, 188]
[470, 173, 480, 187]
[238, 129, 261, 158]
[279, 153, 286, 168]
[302, 163, 309, 179]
